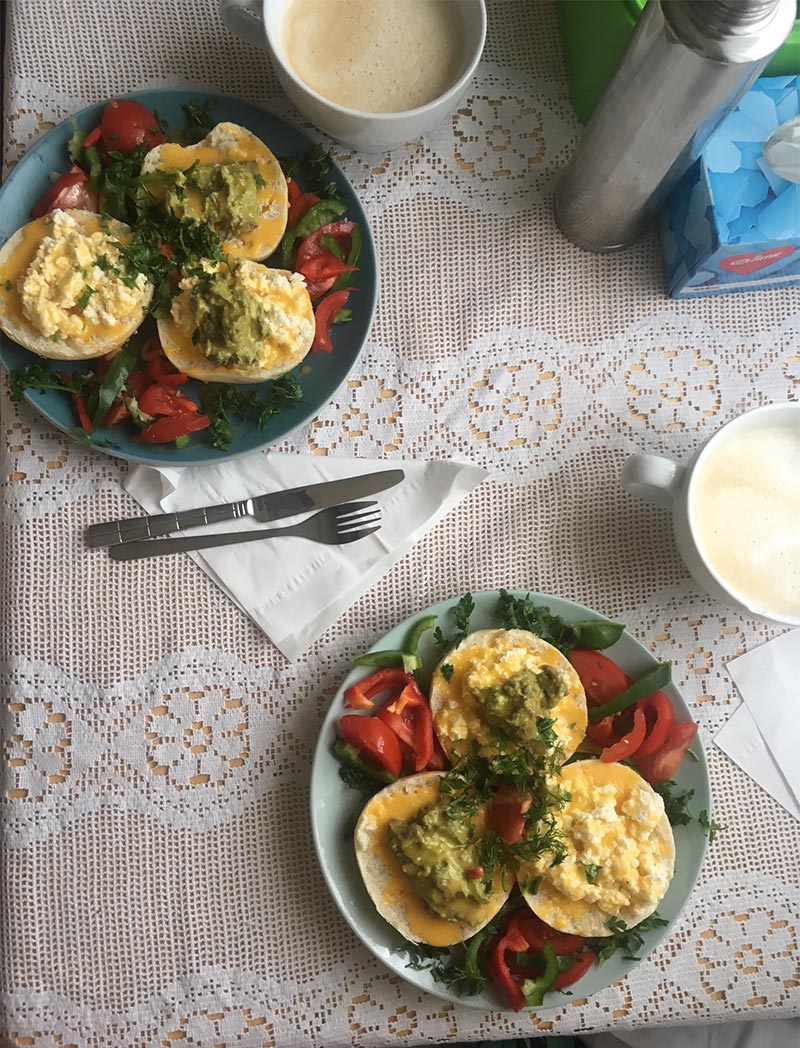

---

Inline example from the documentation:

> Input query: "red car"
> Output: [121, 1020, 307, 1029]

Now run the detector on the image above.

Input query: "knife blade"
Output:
[84, 468, 404, 548]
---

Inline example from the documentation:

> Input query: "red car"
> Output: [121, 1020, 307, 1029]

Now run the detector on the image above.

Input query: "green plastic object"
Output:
[556, 0, 800, 123]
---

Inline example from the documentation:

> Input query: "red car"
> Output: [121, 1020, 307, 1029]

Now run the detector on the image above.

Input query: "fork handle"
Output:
[107, 523, 296, 561]
[85, 500, 252, 547]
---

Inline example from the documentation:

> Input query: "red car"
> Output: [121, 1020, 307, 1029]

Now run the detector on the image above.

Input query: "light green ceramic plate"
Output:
[310, 590, 711, 1010]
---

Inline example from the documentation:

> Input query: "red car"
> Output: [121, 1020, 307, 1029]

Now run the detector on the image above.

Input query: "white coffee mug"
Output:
[219, 0, 487, 152]
[622, 402, 800, 626]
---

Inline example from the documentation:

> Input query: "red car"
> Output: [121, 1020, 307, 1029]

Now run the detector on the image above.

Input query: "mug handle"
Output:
[621, 453, 685, 507]
[220, 0, 268, 51]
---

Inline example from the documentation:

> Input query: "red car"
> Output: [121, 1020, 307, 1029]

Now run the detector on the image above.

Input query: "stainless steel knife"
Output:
[84, 468, 404, 548]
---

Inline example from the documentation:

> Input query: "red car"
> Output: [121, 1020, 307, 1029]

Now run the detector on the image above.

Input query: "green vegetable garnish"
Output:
[588, 662, 671, 721]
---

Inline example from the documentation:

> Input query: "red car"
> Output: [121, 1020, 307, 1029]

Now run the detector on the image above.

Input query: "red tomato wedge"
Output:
[124, 370, 152, 400]
[338, 714, 402, 779]
[296, 220, 356, 270]
[287, 178, 320, 227]
[312, 289, 352, 354]
[487, 785, 529, 844]
[101, 398, 130, 427]
[600, 705, 647, 762]
[553, 950, 597, 990]
[635, 690, 676, 759]
[31, 166, 98, 217]
[136, 414, 211, 444]
[101, 99, 165, 153]
[568, 648, 631, 706]
[138, 383, 199, 418]
[635, 720, 698, 785]
[517, 913, 586, 957]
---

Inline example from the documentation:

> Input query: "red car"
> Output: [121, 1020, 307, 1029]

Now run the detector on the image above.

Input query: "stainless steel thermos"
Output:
[554, 0, 797, 252]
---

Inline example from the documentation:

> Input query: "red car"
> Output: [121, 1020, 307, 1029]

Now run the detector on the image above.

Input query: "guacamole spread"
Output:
[389, 799, 488, 921]
[165, 162, 262, 238]
[190, 270, 269, 368]
[474, 666, 566, 743]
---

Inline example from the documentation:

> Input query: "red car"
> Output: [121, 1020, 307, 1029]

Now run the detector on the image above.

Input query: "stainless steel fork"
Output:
[106, 501, 381, 561]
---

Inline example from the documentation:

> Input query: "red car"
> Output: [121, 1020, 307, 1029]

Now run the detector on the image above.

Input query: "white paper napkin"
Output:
[715, 630, 800, 821]
[124, 454, 487, 660]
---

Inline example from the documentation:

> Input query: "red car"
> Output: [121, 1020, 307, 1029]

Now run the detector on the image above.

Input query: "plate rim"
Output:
[309, 588, 711, 1012]
[0, 88, 378, 467]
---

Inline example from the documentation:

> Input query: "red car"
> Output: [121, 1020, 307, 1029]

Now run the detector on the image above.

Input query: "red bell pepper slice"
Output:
[585, 714, 620, 748]
[139, 383, 199, 418]
[136, 413, 211, 444]
[338, 714, 402, 779]
[381, 680, 434, 772]
[312, 289, 352, 354]
[635, 720, 698, 785]
[600, 705, 648, 763]
[343, 667, 411, 710]
[487, 914, 529, 1011]
[425, 734, 448, 771]
[72, 393, 93, 432]
[635, 690, 676, 759]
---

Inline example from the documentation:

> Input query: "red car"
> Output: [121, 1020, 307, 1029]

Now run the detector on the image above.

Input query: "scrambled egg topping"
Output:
[533, 776, 669, 915]
[20, 210, 148, 341]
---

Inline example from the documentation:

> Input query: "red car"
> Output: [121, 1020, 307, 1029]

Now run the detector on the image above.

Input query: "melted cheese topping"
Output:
[356, 777, 506, 947]
[433, 631, 586, 760]
[147, 124, 287, 261]
[522, 761, 673, 934]
[164, 261, 313, 377]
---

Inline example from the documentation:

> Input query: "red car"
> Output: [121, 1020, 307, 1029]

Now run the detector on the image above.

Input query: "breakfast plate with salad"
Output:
[311, 590, 714, 1010]
[0, 90, 377, 466]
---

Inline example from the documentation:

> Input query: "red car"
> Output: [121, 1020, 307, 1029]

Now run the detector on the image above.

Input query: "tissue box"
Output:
[661, 76, 800, 298]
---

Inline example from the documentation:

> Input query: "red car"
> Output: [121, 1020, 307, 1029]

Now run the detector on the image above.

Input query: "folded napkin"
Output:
[124, 454, 487, 660]
[715, 630, 800, 821]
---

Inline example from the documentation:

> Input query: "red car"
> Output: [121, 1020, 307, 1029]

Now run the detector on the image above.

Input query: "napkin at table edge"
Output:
[124, 454, 487, 660]
[715, 629, 800, 822]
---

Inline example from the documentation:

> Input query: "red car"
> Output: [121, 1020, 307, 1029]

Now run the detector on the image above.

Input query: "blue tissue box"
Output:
[661, 76, 800, 298]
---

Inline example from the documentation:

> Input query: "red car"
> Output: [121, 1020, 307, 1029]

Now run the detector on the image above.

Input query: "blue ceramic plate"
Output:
[310, 590, 711, 1010]
[0, 90, 377, 466]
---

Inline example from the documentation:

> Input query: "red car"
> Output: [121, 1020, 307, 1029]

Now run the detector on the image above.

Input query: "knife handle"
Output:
[84, 499, 252, 548]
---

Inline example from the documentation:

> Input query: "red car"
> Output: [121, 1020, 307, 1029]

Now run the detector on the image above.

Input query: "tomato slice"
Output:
[554, 950, 596, 989]
[125, 369, 152, 400]
[31, 166, 98, 217]
[138, 383, 199, 418]
[136, 413, 211, 443]
[296, 220, 356, 269]
[101, 99, 165, 153]
[338, 714, 402, 779]
[635, 690, 676, 759]
[600, 705, 647, 762]
[101, 398, 130, 428]
[487, 785, 529, 844]
[287, 178, 321, 227]
[517, 913, 585, 957]
[83, 125, 103, 148]
[635, 720, 698, 785]
[568, 648, 631, 706]
[312, 289, 352, 354]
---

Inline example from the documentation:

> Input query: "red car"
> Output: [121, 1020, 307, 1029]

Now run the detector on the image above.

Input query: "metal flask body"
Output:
[554, 0, 797, 252]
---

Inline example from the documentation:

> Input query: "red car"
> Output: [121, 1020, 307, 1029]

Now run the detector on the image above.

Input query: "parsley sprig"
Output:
[432, 592, 475, 651]
[199, 377, 304, 451]
[589, 914, 669, 965]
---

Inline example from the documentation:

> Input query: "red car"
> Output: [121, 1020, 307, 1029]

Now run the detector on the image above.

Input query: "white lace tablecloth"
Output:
[2, 1, 799, 1045]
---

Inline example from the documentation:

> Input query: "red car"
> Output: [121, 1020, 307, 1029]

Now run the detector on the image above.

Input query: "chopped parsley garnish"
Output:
[655, 779, 695, 826]
[76, 286, 96, 311]
[497, 590, 577, 654]
[199, 376, 304, 451]
[8, 363, 93, 401]
[281, 143, 342, 202]
[176, 99, 216, 145]
[589, 914, 669, 964]
[581, 862, 602, 884]
[699, 808, 724, 843]
[3, 279, 12, 291]
[440, 663, 454, 682]
[433, 592, 475, 651]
